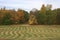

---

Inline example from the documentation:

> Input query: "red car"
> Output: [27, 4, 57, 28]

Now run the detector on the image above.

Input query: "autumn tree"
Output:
[17, 9, 25, 23]
[40, 4, 46, 14]
[29, 8, 38, 25]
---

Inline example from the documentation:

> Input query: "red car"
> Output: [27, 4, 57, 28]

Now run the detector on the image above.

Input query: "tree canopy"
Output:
[0, 4, 60, 25]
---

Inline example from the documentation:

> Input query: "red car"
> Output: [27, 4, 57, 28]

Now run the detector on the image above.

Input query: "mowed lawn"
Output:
[0, 25, 60, 40]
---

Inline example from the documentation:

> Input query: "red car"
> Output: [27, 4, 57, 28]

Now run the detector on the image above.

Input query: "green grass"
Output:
[0, 25, 60, 40]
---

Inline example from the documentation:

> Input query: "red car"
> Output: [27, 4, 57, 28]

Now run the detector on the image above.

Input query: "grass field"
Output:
[0, 25, 60, 40]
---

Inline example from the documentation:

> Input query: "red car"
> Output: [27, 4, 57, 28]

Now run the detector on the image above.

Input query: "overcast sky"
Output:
[0, 0, 60, 11]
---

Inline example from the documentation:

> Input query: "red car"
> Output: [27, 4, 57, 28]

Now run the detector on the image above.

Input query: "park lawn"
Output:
[0, 25, 60, 40]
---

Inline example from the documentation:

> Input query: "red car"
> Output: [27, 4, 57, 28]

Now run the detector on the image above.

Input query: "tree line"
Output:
[0, 4, 60, 25]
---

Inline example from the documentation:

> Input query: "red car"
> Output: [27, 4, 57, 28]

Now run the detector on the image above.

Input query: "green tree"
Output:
[39, 4, 47, 24]
[46, 4, 57, 25]
[24, 11, 29, 23]
[2, 13, 12, 25]
[38, 12, 46, 24]
[56, 8, 60, 24]
[46, 10, 53, 24]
